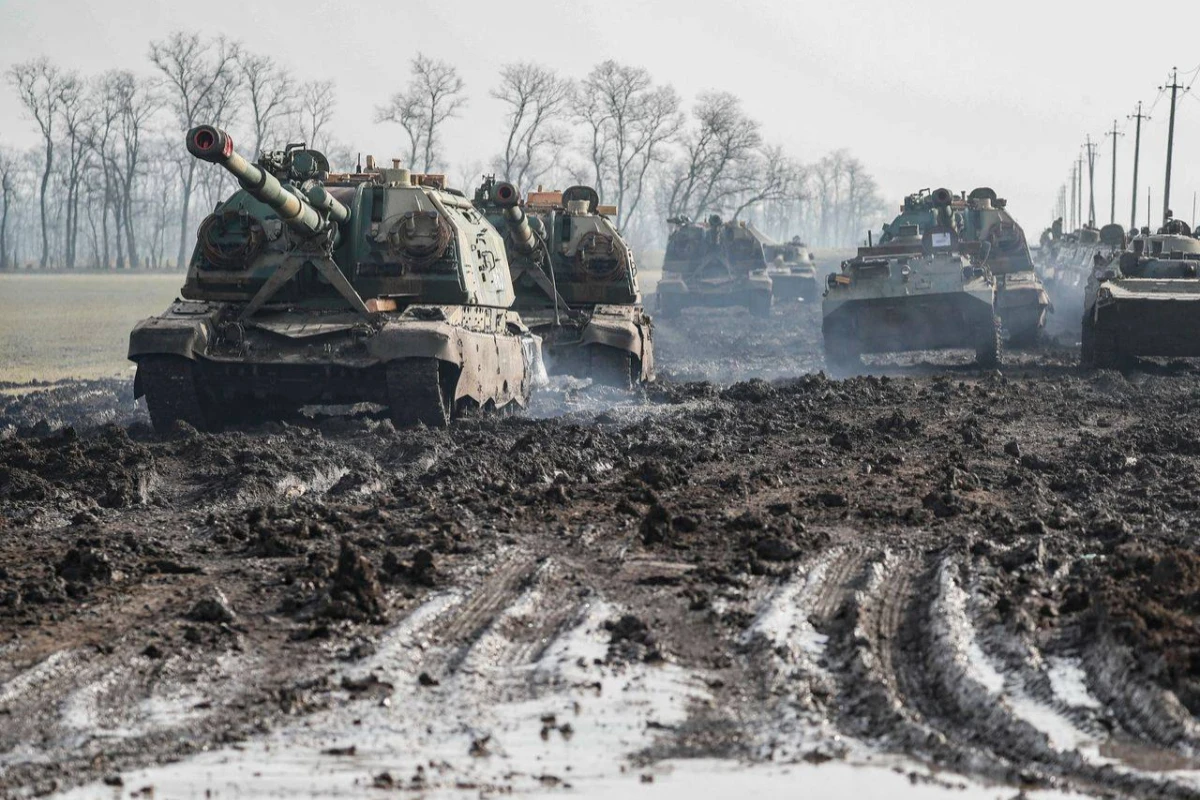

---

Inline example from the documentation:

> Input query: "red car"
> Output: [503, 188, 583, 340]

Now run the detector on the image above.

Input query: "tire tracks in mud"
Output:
[739, 543, 1200, 798]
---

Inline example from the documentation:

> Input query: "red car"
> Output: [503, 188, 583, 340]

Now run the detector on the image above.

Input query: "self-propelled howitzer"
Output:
[474, 178, 654, 387]
[129, 127, 544, 434]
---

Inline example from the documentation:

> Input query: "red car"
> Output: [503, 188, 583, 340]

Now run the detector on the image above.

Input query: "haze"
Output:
[2, 0, 1198, 234]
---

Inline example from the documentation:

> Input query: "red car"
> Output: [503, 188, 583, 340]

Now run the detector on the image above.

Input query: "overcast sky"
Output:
[2, 0, 1198, 236]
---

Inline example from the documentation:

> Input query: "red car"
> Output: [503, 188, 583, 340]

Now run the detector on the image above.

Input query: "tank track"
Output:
[139, 355, 212, 436]
[589, 346, 634, 389]
[386, 358, 452, 429]
[974, 315, 1002, 368]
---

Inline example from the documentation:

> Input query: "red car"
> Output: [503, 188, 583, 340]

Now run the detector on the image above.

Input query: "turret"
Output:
[493, 181, 538, 255]
[186, 125, 349, 237]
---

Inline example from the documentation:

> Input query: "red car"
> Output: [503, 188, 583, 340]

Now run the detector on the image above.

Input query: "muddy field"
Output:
[4, 298, 1200, 798]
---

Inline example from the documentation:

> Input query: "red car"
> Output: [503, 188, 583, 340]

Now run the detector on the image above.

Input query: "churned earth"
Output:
[3, 300, 1200, 798]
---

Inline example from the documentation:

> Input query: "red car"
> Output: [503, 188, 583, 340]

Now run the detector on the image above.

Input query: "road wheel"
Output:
[138, 355, 213, 436]
[386, 358, 452, 429]
[589, 346, 634, 390]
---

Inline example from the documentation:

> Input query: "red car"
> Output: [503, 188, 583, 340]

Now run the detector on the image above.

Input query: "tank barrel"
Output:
[186, 125, 344, 237]
[493, 181, 537, 254]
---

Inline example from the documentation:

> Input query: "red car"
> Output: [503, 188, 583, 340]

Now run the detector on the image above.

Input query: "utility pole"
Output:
[1161, 68, 1185, 223]
[1069, 163, 1077, 230]
[1129, 101, 1149, 231]
[1105, 120, 1122, 224]
[1084, 136, 1099, 226]
[1076, 154, 1085, 229]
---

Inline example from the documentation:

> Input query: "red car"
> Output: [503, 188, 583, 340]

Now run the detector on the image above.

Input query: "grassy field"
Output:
[0, 273, 181, 383]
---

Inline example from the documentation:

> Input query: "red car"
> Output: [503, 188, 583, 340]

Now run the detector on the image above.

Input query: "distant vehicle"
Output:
[1082, 219, 1200, 367]
[474, 178, 654, 387]
[658, 214, 773, 318]
[763, 235, 820, 302]
[129, 126, 544, 435]
[822, 188, 999, 370]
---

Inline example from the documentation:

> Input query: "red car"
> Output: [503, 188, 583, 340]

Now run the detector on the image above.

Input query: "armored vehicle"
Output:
[658, 214, 773, 318]
[129, 126, 543, 435]
[958, 187, 1050, 346]
[473, 179, 653, 387]
[763, 235, 819, 302]
[822, 188, 999, 370]
[1082, 220, 1200, 367]
[881, 187, 1048, 345]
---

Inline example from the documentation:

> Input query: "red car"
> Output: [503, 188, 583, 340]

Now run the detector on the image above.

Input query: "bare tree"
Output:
[115, 74, 159, 268]
[239, 52, 295, 155]
[491, 63, 573, 189]
[666, 91, 761, 219]
[58, 78, 93, 268]
[577, 61, 681, 230]
[732, 145, 800, 220]
[376, 53, 466, 173]
[295, 79, 336, 151]
[0, 146, 15, 270]
[7, 58, 79, 268]
[149, 31, 241, 269]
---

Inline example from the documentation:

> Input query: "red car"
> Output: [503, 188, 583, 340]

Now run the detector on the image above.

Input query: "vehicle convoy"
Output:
[822, 187, 999, 370]
[128, 126, 544, 435]
[658, 214, 773, 318]
[763, 235, 820, 302]
[473, 179, 653, 387]
[1082, 219, 1200, 367]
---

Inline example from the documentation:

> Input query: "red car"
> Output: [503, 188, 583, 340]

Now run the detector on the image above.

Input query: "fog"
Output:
[2, 0, 1198, 254]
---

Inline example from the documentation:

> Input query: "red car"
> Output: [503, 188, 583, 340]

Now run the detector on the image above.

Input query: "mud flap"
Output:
[522, 333, 549, 389]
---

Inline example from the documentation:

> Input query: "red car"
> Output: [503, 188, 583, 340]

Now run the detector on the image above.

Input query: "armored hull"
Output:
[996, 271, 1051, 346]
[518, 305, 654, 386]
[1082, 225, 1200, 367]
[822, 225, 999, 371]
[766, 266, 818, 303]
[659, 216, 773, 318]
[131, 127, 543, 434]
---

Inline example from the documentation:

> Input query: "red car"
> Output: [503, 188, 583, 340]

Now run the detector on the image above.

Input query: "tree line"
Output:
[0, 32, 889, 270]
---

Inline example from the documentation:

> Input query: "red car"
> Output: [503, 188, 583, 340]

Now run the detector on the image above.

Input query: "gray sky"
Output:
[2, 0, 1198, 234]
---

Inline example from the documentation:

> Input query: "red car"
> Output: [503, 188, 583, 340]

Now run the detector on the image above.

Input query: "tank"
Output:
[128, 126, 544, 434]
[822, 187, 999, 370]
[472, 178, 654, 387]
[657, 214, 773, 318]
[763, 235, 819, 302]
[1081, 219, 1200, 367]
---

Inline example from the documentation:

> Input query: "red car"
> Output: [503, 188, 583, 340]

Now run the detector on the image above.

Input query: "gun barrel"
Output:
[187, 125, 336, 237]
[493, 181, 537, 254]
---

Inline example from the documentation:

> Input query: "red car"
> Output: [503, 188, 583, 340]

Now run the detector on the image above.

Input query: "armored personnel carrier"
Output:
[473, 179, 653, 387]
[657, 214, 773, 318]
[763, 235, 819, 302]
[822, 188, 999, 370]
[1082, 220, 1200, 367]
[129, 126, 544, 434]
